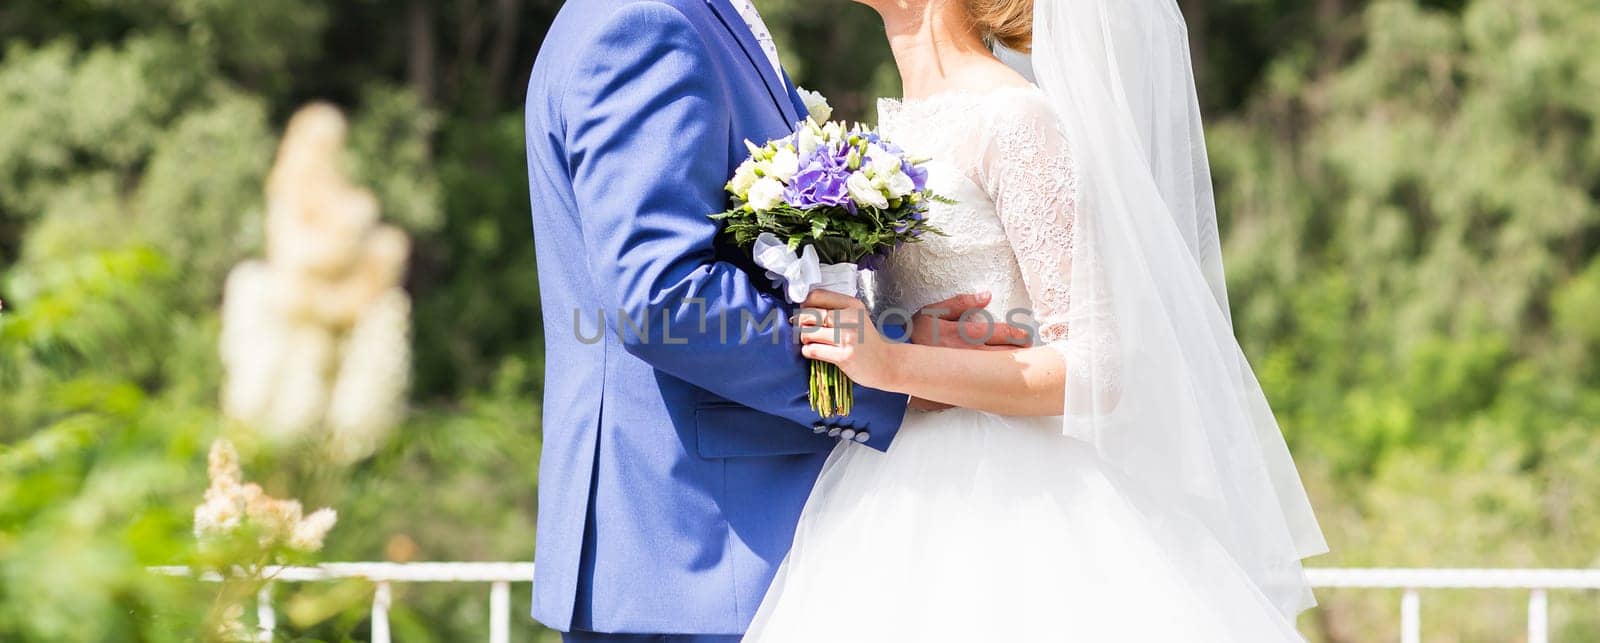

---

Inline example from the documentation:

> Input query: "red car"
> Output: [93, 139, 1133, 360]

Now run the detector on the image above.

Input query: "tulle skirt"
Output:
[745, 408, 1307, 642]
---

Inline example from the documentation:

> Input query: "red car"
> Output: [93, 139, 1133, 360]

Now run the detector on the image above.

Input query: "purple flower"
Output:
[867, 132, 910, 158]
[902, 159, 929, 193]
[784, 142, 856, 211]
[862, 131, 902, 153]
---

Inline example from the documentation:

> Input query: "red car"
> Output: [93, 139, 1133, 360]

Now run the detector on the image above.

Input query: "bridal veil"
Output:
[1020, 0, 1328, 616]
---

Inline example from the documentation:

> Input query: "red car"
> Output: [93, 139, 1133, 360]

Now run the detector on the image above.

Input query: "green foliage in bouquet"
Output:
[710, 121, 944, 264]
[713, 199, 941, 267]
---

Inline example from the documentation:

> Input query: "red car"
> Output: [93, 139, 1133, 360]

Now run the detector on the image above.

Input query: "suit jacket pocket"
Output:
[694, 405, 833, 459]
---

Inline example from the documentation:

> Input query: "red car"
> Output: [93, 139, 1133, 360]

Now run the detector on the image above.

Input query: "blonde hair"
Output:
[967, 0, 1034, 53]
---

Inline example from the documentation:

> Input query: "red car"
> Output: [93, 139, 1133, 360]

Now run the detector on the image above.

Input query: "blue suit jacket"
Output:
[523, 0, 909, 633]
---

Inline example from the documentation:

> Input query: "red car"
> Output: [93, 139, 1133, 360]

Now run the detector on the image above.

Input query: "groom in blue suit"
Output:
[524, 0, 1011, 639]
[524, 1, 900, 635]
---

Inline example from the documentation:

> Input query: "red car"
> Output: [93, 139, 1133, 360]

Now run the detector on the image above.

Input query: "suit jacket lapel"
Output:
[704, 0, 802, 126]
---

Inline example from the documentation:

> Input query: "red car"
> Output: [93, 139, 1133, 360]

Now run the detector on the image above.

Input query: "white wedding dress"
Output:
[743, 86, 1308, 642]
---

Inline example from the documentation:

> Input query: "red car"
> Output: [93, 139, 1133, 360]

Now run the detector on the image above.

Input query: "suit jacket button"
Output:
[827, 426, 843, 437]
[813, 423, 828, 434]
[839, 429, 857, 442]
[853, 431, 871, 443]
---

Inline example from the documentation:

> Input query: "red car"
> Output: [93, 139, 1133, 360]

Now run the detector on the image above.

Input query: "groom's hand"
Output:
[908, 396, 954, 412]
[909, 291, 1031, 350]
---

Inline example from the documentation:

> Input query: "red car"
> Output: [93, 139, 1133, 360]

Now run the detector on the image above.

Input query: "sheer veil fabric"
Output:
[1023, 0, 1327, 616]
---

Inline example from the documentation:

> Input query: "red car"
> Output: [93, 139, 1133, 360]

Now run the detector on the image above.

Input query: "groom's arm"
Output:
[560, 2, 907, 444]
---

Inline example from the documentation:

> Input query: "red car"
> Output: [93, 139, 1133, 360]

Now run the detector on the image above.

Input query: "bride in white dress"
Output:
[746, 0, 1327, 640]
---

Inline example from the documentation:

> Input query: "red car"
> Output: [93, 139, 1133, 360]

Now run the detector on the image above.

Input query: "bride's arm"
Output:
[797, 299, 1066, 415]
[887, 344, 1067, 416]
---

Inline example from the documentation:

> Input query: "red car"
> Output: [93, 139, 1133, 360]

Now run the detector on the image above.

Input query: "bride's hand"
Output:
[796, 290, 905, 392]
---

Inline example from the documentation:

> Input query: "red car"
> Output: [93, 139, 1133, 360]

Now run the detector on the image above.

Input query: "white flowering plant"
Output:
[192, 439, 338, 641]
[710, 107, 947, 418]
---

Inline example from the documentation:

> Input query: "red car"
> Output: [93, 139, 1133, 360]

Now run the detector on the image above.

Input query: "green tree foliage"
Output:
[0, 0, 1595, 640]
[1209, 0, 1600, 638]
[0, 1, 533, 639]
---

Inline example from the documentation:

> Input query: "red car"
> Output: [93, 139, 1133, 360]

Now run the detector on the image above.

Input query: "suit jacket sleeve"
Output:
[560, 2, 907, 445]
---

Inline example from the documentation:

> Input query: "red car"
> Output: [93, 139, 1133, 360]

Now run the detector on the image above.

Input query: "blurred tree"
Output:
[1209, 0, 1600, 639]
[0, 1, 528, 639]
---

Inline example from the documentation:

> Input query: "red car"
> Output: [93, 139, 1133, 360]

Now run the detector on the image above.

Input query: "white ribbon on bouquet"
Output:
[751, 232, 858, 303]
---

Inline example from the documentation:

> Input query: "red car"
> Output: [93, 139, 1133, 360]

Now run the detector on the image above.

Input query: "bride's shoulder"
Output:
[960, 58, 1051, 113]
[974, 87, 1071, 170]
[980, 86, 1063, 136]
[919, 68, 1052, 121]
[984, 84, 1054, 117]
[877, 83, 1063, 153]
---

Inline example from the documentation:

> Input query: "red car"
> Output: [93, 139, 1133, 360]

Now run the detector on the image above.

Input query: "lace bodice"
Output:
[871, 85, 1079, 344]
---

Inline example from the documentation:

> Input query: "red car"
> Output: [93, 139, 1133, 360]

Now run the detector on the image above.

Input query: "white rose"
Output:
[866, 144, 901, 178]
[847, 171, 889, 209]
[747, 177, 786, 211]
[885, 171, 916, 198]
[796, 125, 822, 160]
[728, 161, 759, 197]
[797, 87, 833, 124]
[769, 147, 800, 182]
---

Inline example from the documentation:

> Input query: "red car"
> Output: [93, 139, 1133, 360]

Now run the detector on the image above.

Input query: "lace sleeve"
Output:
[979, 96, 1121, 408]
[979, 98, 1078, 342]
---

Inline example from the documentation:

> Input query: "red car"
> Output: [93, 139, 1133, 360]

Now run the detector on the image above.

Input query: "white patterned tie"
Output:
[728, 0, 784, 81]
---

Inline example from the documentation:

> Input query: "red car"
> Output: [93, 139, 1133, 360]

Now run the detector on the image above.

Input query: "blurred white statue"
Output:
[221, 103, 411, 463]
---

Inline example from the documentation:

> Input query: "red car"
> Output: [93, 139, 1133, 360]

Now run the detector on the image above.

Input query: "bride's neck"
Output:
[878, 1, 992, 99]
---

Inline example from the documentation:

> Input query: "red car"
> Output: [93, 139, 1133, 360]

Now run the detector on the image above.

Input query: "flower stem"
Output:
[808, 360, 853, 419]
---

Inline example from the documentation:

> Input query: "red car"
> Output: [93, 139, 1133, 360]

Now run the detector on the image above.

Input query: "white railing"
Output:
[1303, 568, 1600, 643]
[154, 564, 1600, 643]
[152, 562, 534, 643]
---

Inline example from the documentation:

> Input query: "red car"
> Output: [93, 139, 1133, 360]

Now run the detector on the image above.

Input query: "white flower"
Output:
[289, 508, 338, 552]
[207, 439, 242, 489]
[245, 490, 303, 541]
[866, 144, 902, 178]
[325, 288, 411, 464]
[194, 492, 243, 538]
[728, 160, 759, 197]
[194, 439, 249, 538]
[847, 171, 889, 209]
[795, 126, 822, 161]
[768, 147, 800, 182]
[797, 87, 833, 125]
[885, 171, 917, 198]
[223, 104, 413, 460]
[746, 177, 786, 211]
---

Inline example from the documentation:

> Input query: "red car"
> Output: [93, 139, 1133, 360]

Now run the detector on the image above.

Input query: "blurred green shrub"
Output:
[1209, 0, 1600, 638]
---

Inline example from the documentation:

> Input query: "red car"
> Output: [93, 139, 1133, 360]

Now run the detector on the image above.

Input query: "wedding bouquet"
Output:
[711, 116, 944, 418]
